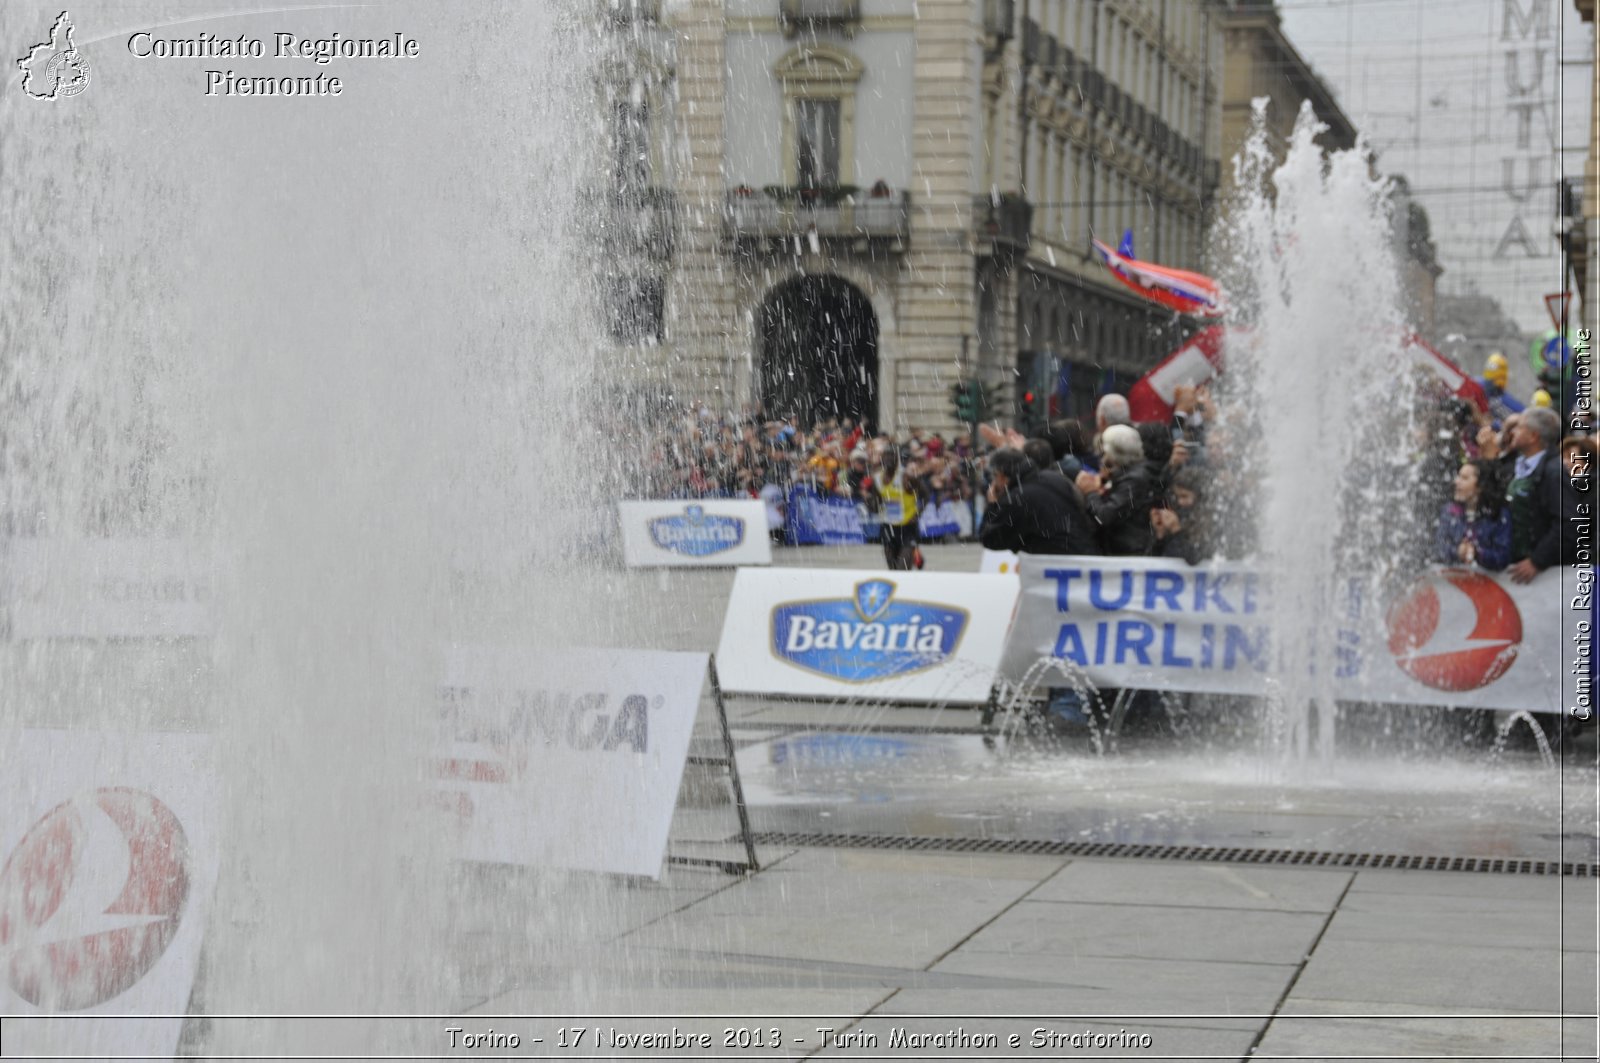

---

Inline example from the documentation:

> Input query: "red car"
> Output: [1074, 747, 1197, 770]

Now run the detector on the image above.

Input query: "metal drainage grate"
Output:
[740, 831, 1599, 878]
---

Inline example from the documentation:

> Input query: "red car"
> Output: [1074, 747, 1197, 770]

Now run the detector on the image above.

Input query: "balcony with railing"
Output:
[724, 187, 910, 248]
[780, 0, 860, 33]
[973, 194, 1032, 257]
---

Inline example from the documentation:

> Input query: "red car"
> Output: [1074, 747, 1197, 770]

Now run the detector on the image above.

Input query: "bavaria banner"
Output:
[716, 568, 1020, 704]
[0, 730, 219, 1061]
[1000, 555, 1572, 713]
[436, 645, 707, 878]
[785, 486, 866, 545]
[618, 500, 772, 568]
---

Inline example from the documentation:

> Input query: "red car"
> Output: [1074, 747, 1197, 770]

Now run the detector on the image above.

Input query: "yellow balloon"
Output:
[1531, 389, 1553, 408]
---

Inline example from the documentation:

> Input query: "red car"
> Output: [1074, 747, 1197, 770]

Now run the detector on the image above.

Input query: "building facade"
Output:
[628, 0, 1224, 435]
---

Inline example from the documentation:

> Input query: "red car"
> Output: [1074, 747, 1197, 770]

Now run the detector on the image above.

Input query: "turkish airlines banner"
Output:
[0, 730, 219, 1061]
[618, 500, 772, 568]
[435, 645, 707, 878]
[1000, 556, 1572, 713]
[716, 568, 1020, 704]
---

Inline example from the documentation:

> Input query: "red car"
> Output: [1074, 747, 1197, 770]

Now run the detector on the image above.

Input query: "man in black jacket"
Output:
[979, 448, 1100, 555]
[1022, 438, 1103, 555]
[1507, 407, 1567, 583]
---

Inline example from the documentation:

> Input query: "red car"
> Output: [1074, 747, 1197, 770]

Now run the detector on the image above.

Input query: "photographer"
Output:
[978, 448, 1085, 555]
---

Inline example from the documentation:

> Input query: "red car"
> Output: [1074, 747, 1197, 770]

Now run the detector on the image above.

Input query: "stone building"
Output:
[620, 0, 1226, 435]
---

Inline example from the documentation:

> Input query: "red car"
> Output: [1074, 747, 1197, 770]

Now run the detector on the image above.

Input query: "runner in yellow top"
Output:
[872, 445, 925, 571]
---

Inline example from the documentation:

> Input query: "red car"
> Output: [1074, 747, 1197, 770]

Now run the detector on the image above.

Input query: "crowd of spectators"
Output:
[631, 404, 983, 539]
[626, 378, 1594, 584]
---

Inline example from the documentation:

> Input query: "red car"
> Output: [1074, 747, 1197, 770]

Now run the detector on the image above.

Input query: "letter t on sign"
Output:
[1043, 568, 1082, 613]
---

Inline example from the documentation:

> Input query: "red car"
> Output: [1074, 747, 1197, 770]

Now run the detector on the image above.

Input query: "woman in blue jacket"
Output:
[1435, 458, 1511, 570]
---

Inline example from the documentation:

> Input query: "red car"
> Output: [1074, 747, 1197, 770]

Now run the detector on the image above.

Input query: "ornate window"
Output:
[774, 45, 864, 189]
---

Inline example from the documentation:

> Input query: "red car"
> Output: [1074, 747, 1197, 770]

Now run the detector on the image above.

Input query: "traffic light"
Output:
[949, 378, 988, 424]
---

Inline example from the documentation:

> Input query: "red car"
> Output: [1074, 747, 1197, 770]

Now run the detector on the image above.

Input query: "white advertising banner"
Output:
[435, 645, 708, 878]
[1000, 555, 1573, 713]
[715, 568, 1021, 704]
[979, 549, 1022, 575]
[618, 500, 772, 568]
[0, 729, 219, 1061]
[4, 539, 214, 639]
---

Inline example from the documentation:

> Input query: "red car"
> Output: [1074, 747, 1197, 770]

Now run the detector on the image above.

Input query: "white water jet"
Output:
[0, 2, 655, 1054]
[1215, 101, 1423, 765]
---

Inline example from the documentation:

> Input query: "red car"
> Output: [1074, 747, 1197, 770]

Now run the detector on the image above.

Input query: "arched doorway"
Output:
[758, 274, 878, 429]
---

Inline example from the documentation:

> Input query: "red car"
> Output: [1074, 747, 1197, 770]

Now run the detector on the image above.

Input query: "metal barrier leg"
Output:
[665, 655, 761, 876]
[709, 655, 760, 872]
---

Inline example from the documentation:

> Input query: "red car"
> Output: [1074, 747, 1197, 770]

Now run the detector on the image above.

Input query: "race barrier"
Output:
[436, 645, 720, 878]
[979, 549, 1022, 575]
[3, 538, 214, 639]
[715, 568, 1021, 704]
[917, 499, 971, 540]
[0, 730, 219, 1061]
[999, 555, 1574, 713]
[784, 486, 866, 545]
[618, 500, 772, 568]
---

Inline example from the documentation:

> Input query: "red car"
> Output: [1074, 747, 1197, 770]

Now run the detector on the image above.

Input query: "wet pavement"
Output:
[450, 544, 1600, 1061]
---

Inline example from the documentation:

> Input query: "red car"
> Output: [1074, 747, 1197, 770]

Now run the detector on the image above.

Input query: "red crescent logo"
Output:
[1386, 569, 1523, 692]
[0, 788, 190, 1010]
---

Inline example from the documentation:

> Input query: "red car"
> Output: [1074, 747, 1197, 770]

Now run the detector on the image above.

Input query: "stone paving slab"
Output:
[1284, 937, 1581, 1013]
[928, 949, 1297, 1017]
[1347, 868, 1589, 900]
[958, 897, 1327, 966]
[1028, 858, 1352, 913]
[1331, 889, 1598, 952]
[622, 848, 1063, 970]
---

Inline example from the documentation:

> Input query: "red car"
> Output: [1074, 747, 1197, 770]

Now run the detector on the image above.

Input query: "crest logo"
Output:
[855, 579, 893, 621]
[18, 12, 90, 101]
[771, 579, 968, 682]
[0, 789, 190, 1009]
[648, 505, 744, 557]
[1386, 569, 1522, 692]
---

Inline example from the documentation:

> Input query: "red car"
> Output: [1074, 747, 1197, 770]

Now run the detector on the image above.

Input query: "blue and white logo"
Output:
[771, 579, 968, 682]
[649, 505, 745, 557]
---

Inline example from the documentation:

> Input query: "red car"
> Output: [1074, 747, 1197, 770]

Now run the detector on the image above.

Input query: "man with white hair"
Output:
[1506, 406, 1568, 583]
[1076, 423, 1156, 555]
[1095, 393, 1131, 433]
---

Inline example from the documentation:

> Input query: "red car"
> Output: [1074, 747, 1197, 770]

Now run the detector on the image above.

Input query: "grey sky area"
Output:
[1278, 0, 1593, 332]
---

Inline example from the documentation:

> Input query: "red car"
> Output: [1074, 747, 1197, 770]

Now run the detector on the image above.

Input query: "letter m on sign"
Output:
[1502, 0, 1551, 40]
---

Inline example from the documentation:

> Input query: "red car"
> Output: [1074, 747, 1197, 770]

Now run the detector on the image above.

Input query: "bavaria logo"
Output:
[1385, 568, 1522, 692]
[649, 505, 744, 557]
[771, 578, 968, 682]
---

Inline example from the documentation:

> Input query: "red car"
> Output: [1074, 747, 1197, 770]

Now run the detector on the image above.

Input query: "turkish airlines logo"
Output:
[0, 789, 190, 1009]
[1386, 569, 1523, 692]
